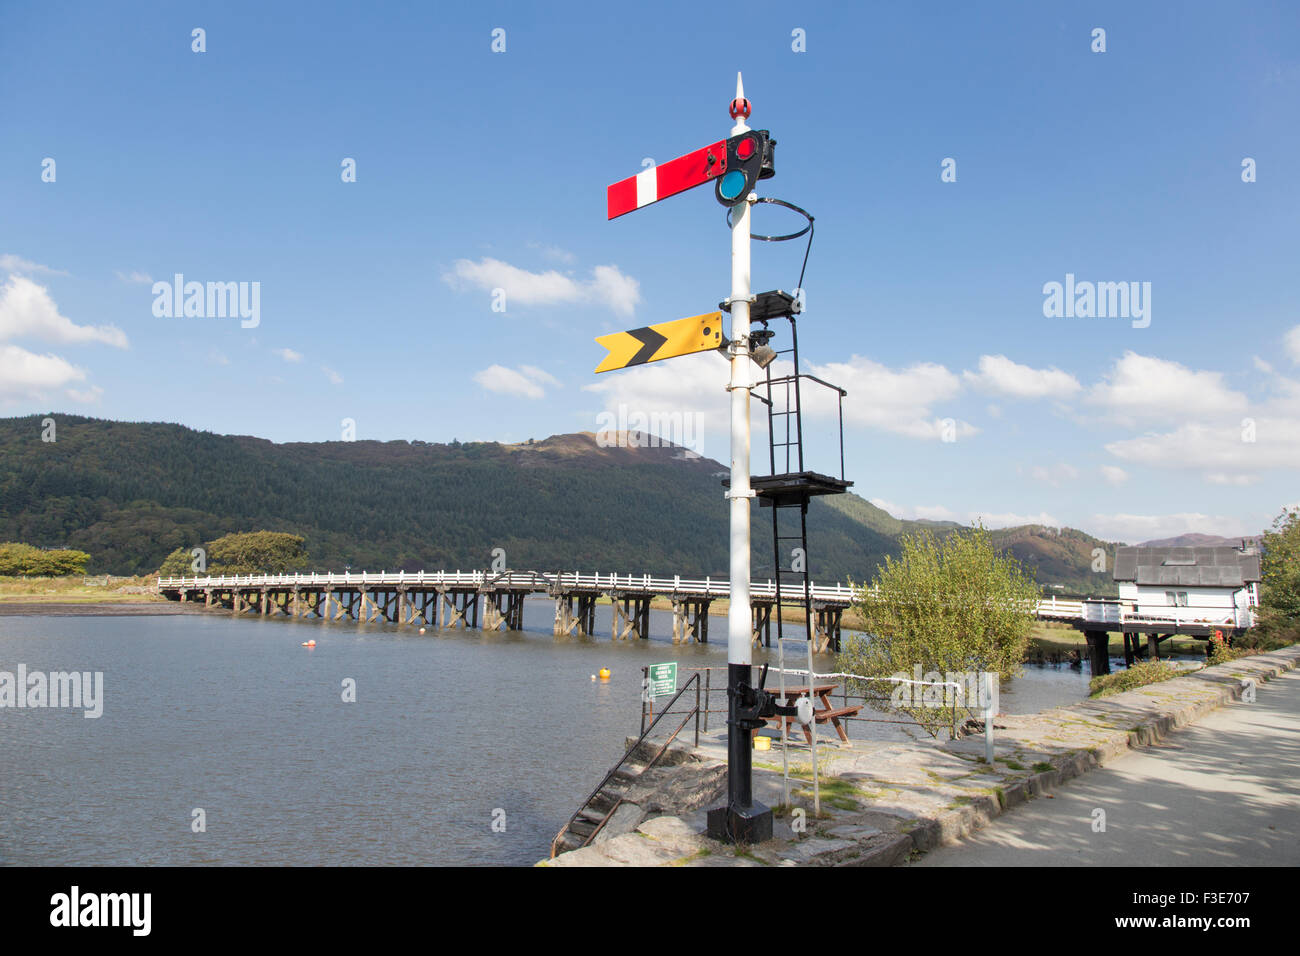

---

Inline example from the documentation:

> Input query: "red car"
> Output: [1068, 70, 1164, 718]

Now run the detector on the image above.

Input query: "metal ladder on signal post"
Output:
[752, 311, 849, 815]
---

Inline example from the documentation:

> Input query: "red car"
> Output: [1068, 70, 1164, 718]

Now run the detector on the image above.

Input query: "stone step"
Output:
[553, 832, 587, 854]
[588, 792, 620, 815]
[609, 768, 642, 787]
[574, 808, 608, 827]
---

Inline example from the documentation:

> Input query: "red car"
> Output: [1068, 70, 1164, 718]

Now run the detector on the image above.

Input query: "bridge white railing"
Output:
[152, 573, 1255, 627]
[1083, 599, 1253, 630]
[155, 570, 861, 603]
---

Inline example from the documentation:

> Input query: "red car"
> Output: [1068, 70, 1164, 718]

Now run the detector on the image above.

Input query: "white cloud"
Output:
[1086, 351, 1247, 424]
[0, 254, 68, 277]
[322, 365, 343, 385]
[582, 351, 724, 452]
[1028, 462, 1079, 486]
[586, 266, 641, 317]
[1094, 354, 1300, 484]
[1105, 418, 1300, 476]
[1100, 465, 1128, 485]
[115, 270, 153, 284]
[66, 385, 104, 404]
[474, 363, 561, 399]
[0, 276, 127, 348]
[1086, 512, 1249, 543]
[869, 499, 960, 523]
[972, 511, 1063, 529]
[273, 348, 303, 363]
[964, 354, 1081, 399]
[443, 257, 641, 316]
[1205, 473, 1259, 486]
[1285, 325, 1300, 364]
[518, 364, 561, 389]
[869, 499, 1058, 529]
[582, 352, 976, 452]
[803, 355, 975, 440]
[0, 344, 86, 401]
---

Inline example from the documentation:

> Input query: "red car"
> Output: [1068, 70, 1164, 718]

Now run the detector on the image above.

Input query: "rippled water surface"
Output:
[0, 601, 1092, 865]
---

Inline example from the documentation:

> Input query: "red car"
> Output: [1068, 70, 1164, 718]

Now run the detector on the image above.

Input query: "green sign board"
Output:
[647, 662, 677, 699]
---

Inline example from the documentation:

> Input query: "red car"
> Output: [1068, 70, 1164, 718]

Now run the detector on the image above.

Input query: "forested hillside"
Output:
[0, 415, 1122, 592]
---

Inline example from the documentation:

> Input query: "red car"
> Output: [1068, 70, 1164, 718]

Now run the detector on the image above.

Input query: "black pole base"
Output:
[706, 800, 773, 845]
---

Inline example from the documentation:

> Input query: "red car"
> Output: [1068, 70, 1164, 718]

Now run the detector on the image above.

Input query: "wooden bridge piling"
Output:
[610, 593, 651, 641]
[1084, 630, 1110, 675]
[812, 602, 844, 654]
[751, 602, 772, 647]
[671, 597, 711, 644]
[162, 571, 1242, 667]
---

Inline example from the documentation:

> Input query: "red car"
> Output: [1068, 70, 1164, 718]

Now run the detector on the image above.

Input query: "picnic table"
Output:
[753, 683, 862, 744]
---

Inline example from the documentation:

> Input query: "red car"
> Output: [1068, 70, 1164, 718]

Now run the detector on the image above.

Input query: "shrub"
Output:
[1089, 661, 1181, 698]
[839, 525, 1038, 737]
[1207, 632, 1250, 665]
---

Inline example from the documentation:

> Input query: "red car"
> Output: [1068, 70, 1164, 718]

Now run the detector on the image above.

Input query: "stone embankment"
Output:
[541, 645, 1300, 867]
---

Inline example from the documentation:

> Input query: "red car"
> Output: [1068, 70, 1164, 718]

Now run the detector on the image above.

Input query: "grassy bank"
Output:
[1089, 660, 1184, 698]
[0, 575, 163, 603]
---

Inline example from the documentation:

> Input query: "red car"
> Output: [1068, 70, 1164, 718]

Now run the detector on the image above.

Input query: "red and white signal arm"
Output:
[607, 140, 727, 220]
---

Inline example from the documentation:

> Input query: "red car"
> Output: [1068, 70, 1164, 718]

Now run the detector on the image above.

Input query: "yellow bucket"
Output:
[753, 736, 771, 751]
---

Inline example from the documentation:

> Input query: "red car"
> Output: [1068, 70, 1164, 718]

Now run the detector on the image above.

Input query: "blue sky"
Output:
[2, 1, 1298, 543]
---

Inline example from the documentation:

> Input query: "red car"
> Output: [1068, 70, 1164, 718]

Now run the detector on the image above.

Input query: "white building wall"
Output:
[1132, 585, 1236, 609]
[1117, 579, 1256, 627]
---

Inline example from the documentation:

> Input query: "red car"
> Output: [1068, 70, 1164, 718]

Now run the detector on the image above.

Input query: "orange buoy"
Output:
[598, 668, 611, 681]
[302, 640, 316, 647]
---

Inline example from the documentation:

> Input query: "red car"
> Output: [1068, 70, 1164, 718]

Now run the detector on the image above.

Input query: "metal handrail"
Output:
[579, 706, 700, 849]
[549, 671, 701, 859]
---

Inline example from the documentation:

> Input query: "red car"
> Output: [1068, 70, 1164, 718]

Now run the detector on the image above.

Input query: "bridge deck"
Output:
[157, 571, 864, 604]
[155, 573, 1254, 637]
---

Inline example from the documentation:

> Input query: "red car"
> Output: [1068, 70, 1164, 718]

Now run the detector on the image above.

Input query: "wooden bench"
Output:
[758, 704, 863, 744]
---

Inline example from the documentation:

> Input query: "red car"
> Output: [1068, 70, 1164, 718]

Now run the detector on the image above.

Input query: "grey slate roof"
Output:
[1113, 546, 1261, 586]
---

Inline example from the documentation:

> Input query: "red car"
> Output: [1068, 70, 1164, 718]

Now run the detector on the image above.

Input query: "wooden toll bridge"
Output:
[157, 570, 860, 651]
[157, 569, 1257, 660]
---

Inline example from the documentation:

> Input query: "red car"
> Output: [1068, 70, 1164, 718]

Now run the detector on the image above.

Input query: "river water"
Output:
[0, 599, 1092, 865]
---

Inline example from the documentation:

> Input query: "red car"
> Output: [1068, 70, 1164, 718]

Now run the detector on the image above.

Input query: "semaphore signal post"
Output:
[597, 74, 801, 843]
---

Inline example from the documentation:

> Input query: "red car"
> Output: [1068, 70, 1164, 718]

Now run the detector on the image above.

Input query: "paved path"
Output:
[914, 670, 1300, 866]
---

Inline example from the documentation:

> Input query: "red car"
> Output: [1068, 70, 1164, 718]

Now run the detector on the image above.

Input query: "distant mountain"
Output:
[986, 524, 1122, 595]
[0, 415, 1121, 593]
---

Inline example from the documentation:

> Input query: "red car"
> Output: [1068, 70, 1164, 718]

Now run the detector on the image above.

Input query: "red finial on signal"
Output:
[729, 72, 750, 121]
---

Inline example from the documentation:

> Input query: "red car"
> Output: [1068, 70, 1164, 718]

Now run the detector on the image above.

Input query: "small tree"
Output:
[38, 548, 91, 575]
[0, 542, 90, 576]
[205, 531, 309, 575]
[0, 542, 43, 575]
[1249, 506, 1300, 649]
[837, 525, 1039, 738]
[157, 546, 193, 577]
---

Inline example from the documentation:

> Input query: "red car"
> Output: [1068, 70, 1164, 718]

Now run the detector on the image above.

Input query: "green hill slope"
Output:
[0, 415, 1120, 592]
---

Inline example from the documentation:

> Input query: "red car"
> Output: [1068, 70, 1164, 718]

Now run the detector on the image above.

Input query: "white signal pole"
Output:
[712, 71, 772, 843]
[727, 71, 754, 680]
